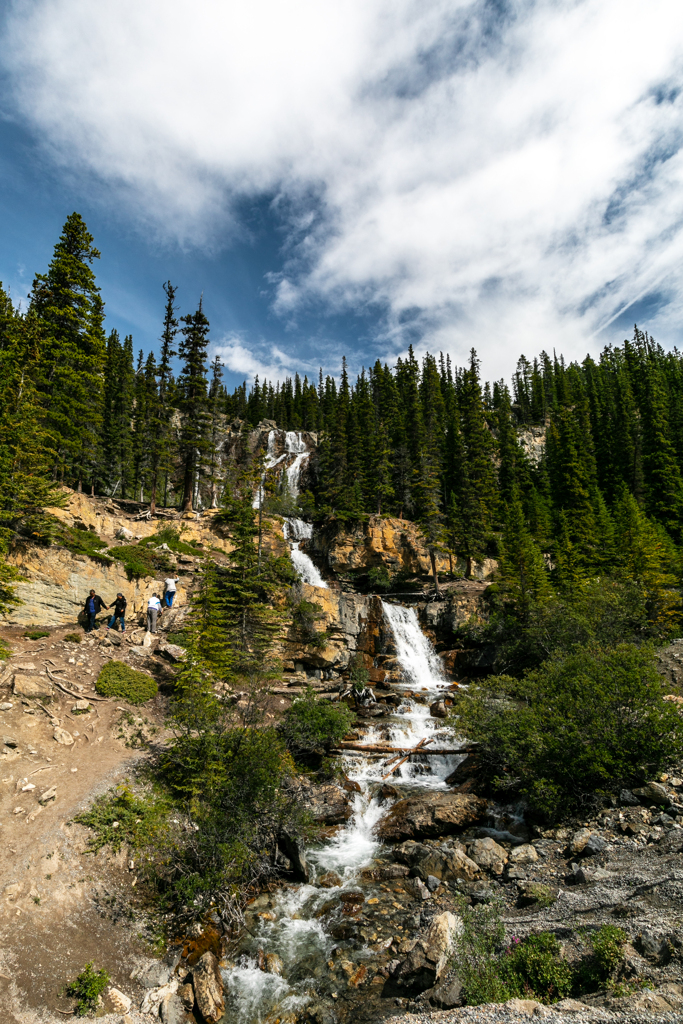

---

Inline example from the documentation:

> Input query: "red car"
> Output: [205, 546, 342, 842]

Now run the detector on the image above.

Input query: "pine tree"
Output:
[149, 281, 178, 512]
[177, 298, 211, 511]
[30, 213, 106, 489]
[498, 494, 551, 618]
[206, 355, 225, 508]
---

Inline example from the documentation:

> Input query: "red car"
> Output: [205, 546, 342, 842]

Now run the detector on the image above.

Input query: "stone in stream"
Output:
[429, 700, 448, 718]
[383, 911, 462, 996]
[393, 840, 480, 882]
[279, 834, 309, 882]
[296, 778, 352, 825]
[377, 791, 486, 841]
[192, 951, 224, 1023]
[319, 871, 343, 888]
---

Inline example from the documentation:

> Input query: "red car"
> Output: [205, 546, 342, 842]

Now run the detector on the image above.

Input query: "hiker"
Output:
[107, 592, 127, 632]
[163, 574, 179, 608]
[83, 589, 109, 633]
[147, 592, 163, 634]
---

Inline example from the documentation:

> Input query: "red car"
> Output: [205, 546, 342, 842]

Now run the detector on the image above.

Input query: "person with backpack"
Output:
[107, 592, 127, 632]
[83, 590, 109, 633]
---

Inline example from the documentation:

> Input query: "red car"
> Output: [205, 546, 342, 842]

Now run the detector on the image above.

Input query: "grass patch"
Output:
[56, 524, 110, 561]
[63, 633, 81, 643]
[24, 630, 50, 640]
[74, 784, 167, 853]
[63, 961, 110, 1016]
[95, 661, 157, 704]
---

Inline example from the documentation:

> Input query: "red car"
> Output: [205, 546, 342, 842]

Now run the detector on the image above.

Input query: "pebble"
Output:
[385, 1004, 683, 1023]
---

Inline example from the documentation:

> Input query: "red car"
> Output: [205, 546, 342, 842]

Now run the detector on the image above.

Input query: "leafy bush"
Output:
[349, 654, 369, 693]
[111, 543, 174, 580]
[74, 784, 167, 852]
[24, 629, 49, 640]
[278, 687, 353, 753]
[63, 632, 81, 643]
[95, 661, 157, 704]
[368, 565, 392, 592]
[503, 932, 573, 1002]
[56, 524, 110, 560]
[140, 527, 200, 556]
[575, 925, 628, 991]
[291, 599, 330, 649]
[455, 643, 683, 819]
[64, 962, 109, 1017]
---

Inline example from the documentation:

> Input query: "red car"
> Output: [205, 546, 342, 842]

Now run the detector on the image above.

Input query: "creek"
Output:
[224, 602, 466, 1023]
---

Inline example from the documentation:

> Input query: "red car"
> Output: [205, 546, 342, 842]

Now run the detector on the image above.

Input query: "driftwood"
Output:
[45, 666, 109, 702]
[382, 737, 433, 779]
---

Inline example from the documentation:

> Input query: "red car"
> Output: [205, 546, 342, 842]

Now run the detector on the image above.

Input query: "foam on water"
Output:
[284, 518, 328, 588]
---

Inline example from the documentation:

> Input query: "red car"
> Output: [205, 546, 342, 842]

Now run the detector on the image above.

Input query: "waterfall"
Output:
[283, 519, 328, 589]
[252, 429, 286, 509]
[284, 431, 308, 499]
[381, 602, 447, 690]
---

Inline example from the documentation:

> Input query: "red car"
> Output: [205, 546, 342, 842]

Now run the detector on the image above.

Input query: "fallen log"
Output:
[335, 742, 470, 755]
[382, 737, 433, 779]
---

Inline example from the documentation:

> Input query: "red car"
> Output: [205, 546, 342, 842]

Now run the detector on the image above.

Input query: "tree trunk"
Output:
[149, 468, 158, 514]
[429, 548, 441, 598]
[466, 555, 473, 579]
[182, 456, 194, 512]
[77, 475, 82, 493]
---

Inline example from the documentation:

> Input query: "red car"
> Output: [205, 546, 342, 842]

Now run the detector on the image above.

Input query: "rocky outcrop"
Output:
[420, 582, 491, 632]
[377, 791, 487, 841]
[191, 952, 224, 1023]
[383, 911, 461, 997]
[393, 839, 480, 881]
[294, 777, 352, 825]
[310, 516, 496, 581]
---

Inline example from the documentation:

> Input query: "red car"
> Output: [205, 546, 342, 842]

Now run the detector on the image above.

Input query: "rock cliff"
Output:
[309, 516, 497, 581]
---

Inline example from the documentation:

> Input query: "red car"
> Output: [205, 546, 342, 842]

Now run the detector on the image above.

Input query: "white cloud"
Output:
[3, 0, 683, 378]
[213, 335, 317, 384]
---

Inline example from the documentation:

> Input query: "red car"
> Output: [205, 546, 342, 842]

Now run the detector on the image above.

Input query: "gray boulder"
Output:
[383, 911, 461, 997]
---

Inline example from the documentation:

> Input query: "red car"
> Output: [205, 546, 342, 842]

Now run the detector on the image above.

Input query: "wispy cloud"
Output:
[3, 0, 683, 377]
[213, 335, 317, 384]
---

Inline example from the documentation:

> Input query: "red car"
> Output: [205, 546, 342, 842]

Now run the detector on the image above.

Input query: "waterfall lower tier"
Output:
[225, 599, 468, 1023]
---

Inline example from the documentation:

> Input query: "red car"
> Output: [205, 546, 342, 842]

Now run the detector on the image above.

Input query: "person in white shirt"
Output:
[164, 575, 179, 608]
[147, 593, 162, 633]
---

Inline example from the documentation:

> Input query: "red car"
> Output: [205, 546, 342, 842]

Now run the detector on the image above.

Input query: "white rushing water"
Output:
[283, 518, 328, 588]
[225, 598, 466, 1022]
[252, 429, 287, 509]
[285, 431, 308, 499]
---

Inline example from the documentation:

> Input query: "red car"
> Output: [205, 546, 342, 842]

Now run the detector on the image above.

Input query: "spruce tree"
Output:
[149, 281, 179, 512]
[177, 298, 210, 511]
[498, 494, 551, 618]
[30, 213, 106, 489]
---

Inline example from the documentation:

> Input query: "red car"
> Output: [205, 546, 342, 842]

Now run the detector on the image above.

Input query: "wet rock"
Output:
[264, 953, 283, 975]
[383, 911, 461, 996]
[53, 727, 74, 746]
[279, 835, 309, 882]
[377, 791, 486, 841]
[319, 871, 343, 888]
[297, 778, 352, 825]
[379, 864, 410, 879]
[13, 675, 53, 699]
[192, 951, 225, 1024]
[409, 877, 430, 901]
[633, 781, 671, 805]
[467, 837, 507, 874]
[429, 700, 448, 719]
[377, 783, 399, 804]
[508, 844, 538, 864]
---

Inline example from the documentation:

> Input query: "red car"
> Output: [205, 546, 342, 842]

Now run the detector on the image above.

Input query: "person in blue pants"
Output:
[164, 575, 179, 608]
[83, 590, 109, 632]
[107, 593, 127, 632]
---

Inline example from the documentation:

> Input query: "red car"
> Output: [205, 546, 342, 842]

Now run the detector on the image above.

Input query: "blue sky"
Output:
[1, 0, 683, 391]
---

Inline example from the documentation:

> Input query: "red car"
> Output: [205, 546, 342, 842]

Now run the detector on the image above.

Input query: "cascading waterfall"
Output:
[284, 431, 308, 499]
[224, 599, 466, 1023]
[252, 430, 287, 509]
[283, 518, 328, 588]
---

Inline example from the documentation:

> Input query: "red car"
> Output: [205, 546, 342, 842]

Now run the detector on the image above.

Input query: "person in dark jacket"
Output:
[107, 592, 127, 632]
[83, 590, 109, 632]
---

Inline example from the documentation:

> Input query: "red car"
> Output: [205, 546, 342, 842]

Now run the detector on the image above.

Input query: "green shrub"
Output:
[74, 784, 167, 853]
[291, 599, 330, 649]
[575, 925, 628, 991]
[63, 633, 81, 644]
[367, 565, 392, 592]
[278, 687, 353, 753]
[111, 543, 174, 580]
[503, 933, 573, 1003]
[95, 661, 157, 704]
[64, 961, 109, 1017]
[454, 643, 683, 819]
[454, 901, 510, 1005]
[56, 525, 109, 561]
[140, 527, 200, 556]
[24, 630, 50, 640]
[349, 653, 369, 693]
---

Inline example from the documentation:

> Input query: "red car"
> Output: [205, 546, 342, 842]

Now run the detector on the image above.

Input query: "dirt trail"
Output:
[0, 625, 167, 1022]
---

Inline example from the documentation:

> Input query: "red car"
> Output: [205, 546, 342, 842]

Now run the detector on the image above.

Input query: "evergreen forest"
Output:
[1, 212, 682, 631]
